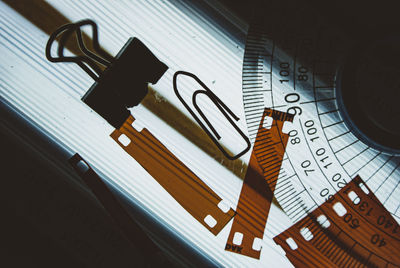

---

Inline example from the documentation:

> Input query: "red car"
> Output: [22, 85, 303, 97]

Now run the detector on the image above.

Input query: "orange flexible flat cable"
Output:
[225, 109, 294, 258]
[274, 175, 400, 267]
[111, 115, 236, 235]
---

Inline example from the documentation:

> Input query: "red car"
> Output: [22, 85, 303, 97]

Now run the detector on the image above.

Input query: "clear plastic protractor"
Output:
[242, 0, 400, 227]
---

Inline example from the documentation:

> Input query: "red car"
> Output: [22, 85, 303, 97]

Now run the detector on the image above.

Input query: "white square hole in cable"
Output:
[252, 237, 262, 251]
[131, 120, 144, 132]
[118, 134, 131, 147]
[317, 214, 330, 228]
[204, 215, 217, 228]
[333, 202, 347, 217]
[300, 227, 313, 241]
[348, 191, 361, 205]
[359, 182, 370, 195]
[233, 232, 243, 246]
[217, 200, 230, 213]
[282, 121, 294, 134]
[263, 116, 273, 129]
[286, 237, 298, 250]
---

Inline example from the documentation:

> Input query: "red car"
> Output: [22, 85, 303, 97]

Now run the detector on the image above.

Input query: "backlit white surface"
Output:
[1, 1, 293, 267]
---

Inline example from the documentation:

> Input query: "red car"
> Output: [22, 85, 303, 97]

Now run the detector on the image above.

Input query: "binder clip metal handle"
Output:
[173, 71, 251, 160]
[45, 19, 112, 80]
[45, 19, 168, 129]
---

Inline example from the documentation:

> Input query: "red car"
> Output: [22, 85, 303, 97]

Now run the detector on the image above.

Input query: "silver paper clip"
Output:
[173, 71, 251, 160]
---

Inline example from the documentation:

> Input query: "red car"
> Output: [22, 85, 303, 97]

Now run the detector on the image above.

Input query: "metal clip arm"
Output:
[173, 71, 250, 160]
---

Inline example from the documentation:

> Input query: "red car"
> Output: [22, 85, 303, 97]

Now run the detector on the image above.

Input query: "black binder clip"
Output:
[173, 71, 251, 160]
[46, 19, 168, 129]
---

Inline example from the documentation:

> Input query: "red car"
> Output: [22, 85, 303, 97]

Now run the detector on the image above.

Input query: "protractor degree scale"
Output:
[241, 0, 400, 266]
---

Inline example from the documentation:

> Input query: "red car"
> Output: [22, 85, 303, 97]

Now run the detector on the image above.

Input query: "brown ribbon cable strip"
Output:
[110, 115, 236, 235]
[68, 153, 170, 264]
[225, 109, 294, 259]
[274, 175, 400, 267]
